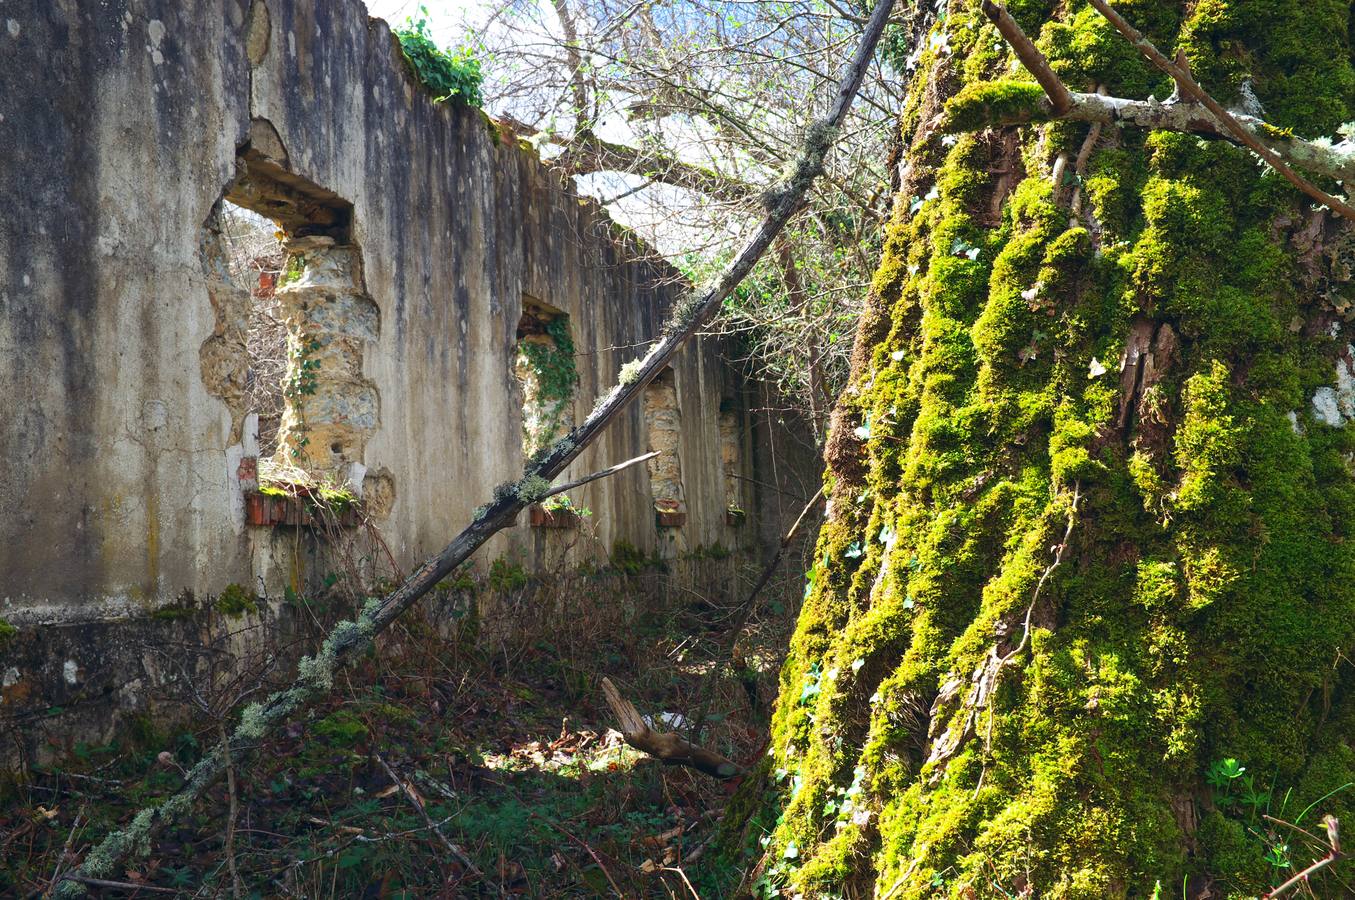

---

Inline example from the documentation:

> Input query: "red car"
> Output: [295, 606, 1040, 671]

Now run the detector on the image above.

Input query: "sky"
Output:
[362, 0, 510, 53]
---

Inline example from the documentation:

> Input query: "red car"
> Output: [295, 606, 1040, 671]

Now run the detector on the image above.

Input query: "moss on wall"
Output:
[748, 0, 1355, 895]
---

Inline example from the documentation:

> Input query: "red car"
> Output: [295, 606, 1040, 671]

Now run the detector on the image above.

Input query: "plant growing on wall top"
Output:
[394, 8, 485, 109]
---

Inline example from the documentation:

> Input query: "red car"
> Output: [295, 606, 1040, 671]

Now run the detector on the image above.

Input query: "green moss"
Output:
[487, 558, 529, 592]
[0, 618, 18, 645]
[610, 540, 661, 575]
[942, 79, 1050, 132]
[311, 709, 368, 748]
[214, 583, 258, 618]
[746, 0, 1355, 892]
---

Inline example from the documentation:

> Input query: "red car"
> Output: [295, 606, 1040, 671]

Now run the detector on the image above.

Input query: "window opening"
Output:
[718, 399, 745, 526]
[643, 368, 685, 526]
[202, 143, 381, 526]
[218, 201, 287, 456]
[514, 297, 578, 459]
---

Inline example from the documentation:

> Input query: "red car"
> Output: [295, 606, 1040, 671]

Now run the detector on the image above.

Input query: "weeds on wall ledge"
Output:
[394, 6, 485, 109]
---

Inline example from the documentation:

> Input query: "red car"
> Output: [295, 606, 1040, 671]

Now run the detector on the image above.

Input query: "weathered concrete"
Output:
[0, 0, 814, 761]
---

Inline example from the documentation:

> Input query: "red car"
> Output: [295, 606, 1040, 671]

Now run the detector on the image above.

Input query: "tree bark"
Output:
[751, 1, 1355, 896]
[56, 1, 898, 893]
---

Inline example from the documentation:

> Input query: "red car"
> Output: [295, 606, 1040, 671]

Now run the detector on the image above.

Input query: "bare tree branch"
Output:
[979, 0, 1071, 115]
[538, 449, 658, 500]
[550, 0, 595, 130]
[971, 0, 1355, 221]
[1085, 0, 1355, 221]
[601, 677, 743, 779]
[551, 131, 756, 202]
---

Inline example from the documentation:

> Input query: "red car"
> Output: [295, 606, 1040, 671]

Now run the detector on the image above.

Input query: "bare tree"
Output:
[452, 0, 919, 441]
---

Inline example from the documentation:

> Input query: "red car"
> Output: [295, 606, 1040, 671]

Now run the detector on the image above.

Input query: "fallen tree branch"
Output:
[58, 877, 180, 895]
[968, 0, 1355, 221]
[601, 677, 743, 779]
[55, 0, 896, 892]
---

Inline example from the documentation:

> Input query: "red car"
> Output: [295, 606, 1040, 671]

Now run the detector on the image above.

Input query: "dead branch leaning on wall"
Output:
[967, 0, 1355, 223]
[55, 0, 898, 892]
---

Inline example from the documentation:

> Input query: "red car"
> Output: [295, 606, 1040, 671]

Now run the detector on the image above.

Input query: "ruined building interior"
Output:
[0, 0, 814, 763]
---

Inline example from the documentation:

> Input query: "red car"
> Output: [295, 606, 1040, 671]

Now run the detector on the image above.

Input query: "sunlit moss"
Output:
[743, 0, 1355, 894]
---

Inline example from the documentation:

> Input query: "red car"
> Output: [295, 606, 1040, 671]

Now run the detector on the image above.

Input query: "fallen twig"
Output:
[601, 677, 743, 779]
[373, 751, 496, 894]
[57, 877, 179, 895]
[533, 811, 629, 899]
[1266, 815, 1343, 898]
[44, 809, 83, 898]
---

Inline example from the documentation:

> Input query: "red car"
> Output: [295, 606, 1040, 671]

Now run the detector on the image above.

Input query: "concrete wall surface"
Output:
[0, 0, 814, 760]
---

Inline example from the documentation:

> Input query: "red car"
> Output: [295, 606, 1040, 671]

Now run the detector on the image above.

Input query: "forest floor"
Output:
[1, 557, 801, 898]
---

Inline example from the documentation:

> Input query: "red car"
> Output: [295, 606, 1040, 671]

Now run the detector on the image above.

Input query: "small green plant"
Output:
[438, 563, 478, 593]
[215, 583, 258, 618]
[279, 252, 306, 287]
[1206, 757, 1247, 790]
[517, 315, 580, 456]
[394, 8, 485, 108]
[257, 459, 360, 520]
[283, 331, 322, 460]
[541, 493, 591, 517]
[488, 558, 529, 592]
[0, 617, 16, 646]
[316, 479, 357, 511]
[610, 540, 650, 575]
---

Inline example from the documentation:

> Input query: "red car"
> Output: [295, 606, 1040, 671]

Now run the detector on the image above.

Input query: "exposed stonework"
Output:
[718, 405, 743, 512]
[273, 236, 381, 469]
[643, 370, 686, 510]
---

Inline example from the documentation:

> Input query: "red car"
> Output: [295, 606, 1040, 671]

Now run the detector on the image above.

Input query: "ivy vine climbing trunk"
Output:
[744, 0, 1355, 897]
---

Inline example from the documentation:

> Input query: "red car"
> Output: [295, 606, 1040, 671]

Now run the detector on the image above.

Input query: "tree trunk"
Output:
[748, 2, 1355, 897]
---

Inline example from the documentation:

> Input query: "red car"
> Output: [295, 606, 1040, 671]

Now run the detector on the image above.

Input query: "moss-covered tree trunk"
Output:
[750, 1, 1355, 895]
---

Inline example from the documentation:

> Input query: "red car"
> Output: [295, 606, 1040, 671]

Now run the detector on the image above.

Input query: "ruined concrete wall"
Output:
[0, 0, 811, 758]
